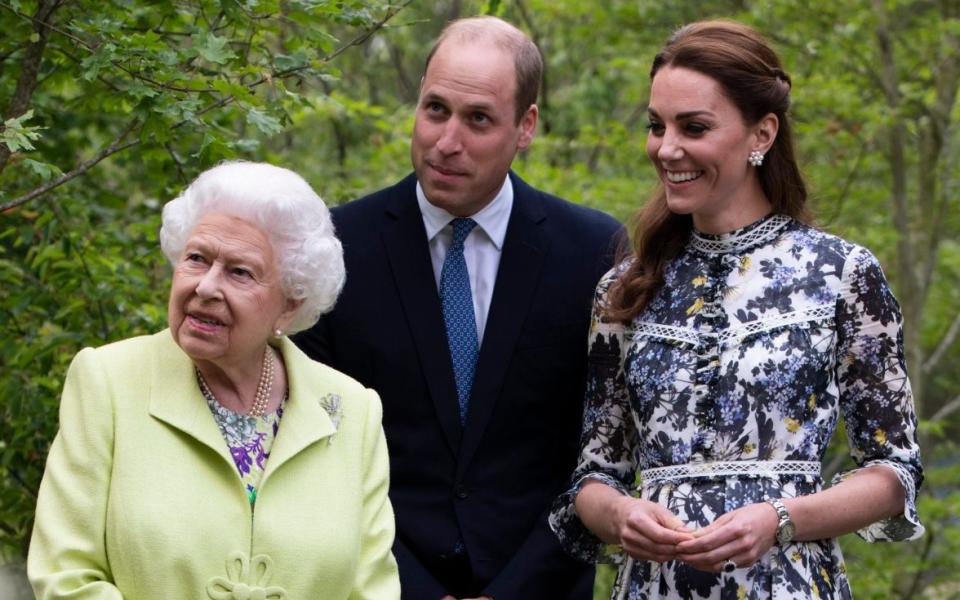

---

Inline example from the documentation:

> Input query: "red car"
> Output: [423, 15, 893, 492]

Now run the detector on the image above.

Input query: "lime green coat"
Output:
[28, 330, 400, 600]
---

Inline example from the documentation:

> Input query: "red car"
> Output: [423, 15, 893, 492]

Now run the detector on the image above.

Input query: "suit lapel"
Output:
[458, 175, 548, 473]
[381, 182, 463, 454]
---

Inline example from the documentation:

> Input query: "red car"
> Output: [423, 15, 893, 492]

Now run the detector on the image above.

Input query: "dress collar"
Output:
[689, 214, 792, 254]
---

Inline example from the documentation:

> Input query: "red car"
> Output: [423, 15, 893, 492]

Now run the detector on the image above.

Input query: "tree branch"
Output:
[820, 139, 868, 226]
[0, 1, 92, 51]
[918, 24, 960, 307]
[899, 526, 935, 599]
[513, 0, 550, 135]
[0, 118, 140, 212]
[929, 394, 960, 424]
[872, 0, 925, 413]
[1, 2, 221, 94]
[0, 0, 63, 173]
[0, 518, 16, 537]
[923, 310, 960, 373]
[7, 466, 37, 499]
[164, 142, 188, 185]
[1, 1, 413, 212]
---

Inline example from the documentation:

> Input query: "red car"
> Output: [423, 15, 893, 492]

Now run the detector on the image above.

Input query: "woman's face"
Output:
[168, 213, 297, 371]
[646, 66, 772, 232]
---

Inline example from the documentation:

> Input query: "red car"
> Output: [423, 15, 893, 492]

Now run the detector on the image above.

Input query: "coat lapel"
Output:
[261, 337, 337, 482]
[148, 331, 235, 468]
[458, 175, 548, 473]
[148, 332, 337, 484]
[381, 183, 463, 454]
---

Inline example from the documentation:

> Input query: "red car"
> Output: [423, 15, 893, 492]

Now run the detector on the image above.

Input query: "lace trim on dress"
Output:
[632, 303, 835, 349]
[639, 460, 821, 488]
[690, 214, 792, 254]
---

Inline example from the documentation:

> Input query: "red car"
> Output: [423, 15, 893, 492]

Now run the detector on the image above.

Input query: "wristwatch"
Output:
[767, 498, 796, 544]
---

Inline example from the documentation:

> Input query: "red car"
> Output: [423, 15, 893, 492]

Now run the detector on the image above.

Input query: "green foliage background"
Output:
[1, 1, 958, 598]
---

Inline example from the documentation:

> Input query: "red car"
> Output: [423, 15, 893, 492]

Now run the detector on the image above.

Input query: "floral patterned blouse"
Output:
[549, 215, 923, 600]
[205, 393, 285, 507]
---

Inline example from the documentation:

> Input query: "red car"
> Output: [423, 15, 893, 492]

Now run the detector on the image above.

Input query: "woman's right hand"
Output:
[575, 480, 694, 562]
[611, 494, 695, 562]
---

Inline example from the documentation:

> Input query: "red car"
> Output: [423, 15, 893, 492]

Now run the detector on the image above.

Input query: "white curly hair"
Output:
[159, 161, 344, 335]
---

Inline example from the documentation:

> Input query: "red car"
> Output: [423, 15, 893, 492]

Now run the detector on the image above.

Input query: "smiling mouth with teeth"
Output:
[666, 170, 703, 183]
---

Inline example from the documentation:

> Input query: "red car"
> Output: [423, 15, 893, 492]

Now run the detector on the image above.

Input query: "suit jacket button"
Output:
[454, 484, 468, 499]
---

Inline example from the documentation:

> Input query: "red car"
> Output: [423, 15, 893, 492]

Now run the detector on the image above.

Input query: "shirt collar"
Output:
[416, 175, 513, 250]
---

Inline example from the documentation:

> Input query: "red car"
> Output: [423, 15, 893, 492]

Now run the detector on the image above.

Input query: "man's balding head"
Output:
[423, 16, 543, 124]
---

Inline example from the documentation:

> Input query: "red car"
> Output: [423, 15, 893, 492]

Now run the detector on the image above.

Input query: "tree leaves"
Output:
[194, 32, 236, 65]
[246, 108, 283, 136]
[1, 110, 43, 153]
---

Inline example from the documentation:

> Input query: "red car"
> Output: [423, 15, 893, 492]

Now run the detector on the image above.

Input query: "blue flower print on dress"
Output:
[549, 215, 924, 600]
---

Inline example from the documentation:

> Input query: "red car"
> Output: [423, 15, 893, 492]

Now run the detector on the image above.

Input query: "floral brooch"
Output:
[319, 393, 342, 444]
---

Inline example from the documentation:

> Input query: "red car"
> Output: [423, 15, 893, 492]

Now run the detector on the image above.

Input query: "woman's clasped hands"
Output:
[614, 496, 780, 573]
[678, 502, 781, 573]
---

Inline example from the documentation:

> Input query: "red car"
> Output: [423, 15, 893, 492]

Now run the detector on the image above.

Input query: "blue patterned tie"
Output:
[440, 218, 479, 425]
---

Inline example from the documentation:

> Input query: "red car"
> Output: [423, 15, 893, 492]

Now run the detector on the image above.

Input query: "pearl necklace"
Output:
[196, 346, 276, 417]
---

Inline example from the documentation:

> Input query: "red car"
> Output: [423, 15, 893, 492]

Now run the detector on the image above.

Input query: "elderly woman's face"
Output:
[168, 213, 297, 369]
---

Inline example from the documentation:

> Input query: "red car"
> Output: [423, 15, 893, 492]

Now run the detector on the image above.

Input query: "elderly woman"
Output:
[28, 161, 400, 599]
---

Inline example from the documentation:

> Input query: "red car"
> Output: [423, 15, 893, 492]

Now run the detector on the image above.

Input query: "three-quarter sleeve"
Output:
[832, 246, 924, 542]
[549, 270, 640, 563]
[28, 348, 125, 599]
[352, 387, 401, 599]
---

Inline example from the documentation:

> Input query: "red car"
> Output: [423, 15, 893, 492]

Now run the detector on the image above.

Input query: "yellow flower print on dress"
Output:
[686, 297, 704, 316]
[874, 429, 887, 445]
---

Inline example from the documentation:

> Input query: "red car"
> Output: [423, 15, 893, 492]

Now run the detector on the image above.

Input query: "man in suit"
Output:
[294, 16, 621, 600]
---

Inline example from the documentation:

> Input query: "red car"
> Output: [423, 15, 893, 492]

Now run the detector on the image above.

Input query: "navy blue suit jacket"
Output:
[294, 172, 622, 599]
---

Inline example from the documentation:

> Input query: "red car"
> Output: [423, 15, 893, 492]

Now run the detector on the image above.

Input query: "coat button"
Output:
[454, 484, 468, 499]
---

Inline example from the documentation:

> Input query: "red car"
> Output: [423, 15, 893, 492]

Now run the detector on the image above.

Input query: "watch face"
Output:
[777, 521, 796, 544]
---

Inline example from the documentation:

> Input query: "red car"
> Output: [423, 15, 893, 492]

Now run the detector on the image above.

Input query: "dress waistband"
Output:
[639, 460, 821, 487]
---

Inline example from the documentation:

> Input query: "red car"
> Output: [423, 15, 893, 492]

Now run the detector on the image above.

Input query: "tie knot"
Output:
[450, 218, 477, 246]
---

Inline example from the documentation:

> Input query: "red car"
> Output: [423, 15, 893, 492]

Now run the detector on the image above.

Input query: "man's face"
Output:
[411, 39, 537, 217]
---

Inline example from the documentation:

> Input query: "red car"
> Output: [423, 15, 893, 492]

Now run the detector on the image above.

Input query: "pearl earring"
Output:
[748, 151, 764, 167]
[274, 329, 283, 338]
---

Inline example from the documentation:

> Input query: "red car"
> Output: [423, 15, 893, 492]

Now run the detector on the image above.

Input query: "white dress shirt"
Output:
[416, 176, 513, 345]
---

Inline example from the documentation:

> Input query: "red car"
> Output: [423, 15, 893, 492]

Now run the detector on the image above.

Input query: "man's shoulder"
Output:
[513, 175, 621, 238]
[332, 173, 417, 222]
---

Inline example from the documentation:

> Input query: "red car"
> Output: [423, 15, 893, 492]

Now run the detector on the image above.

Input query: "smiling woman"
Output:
[27, 161, 400, 600]
[645, 66, 778, 234]
[549, 20, 924, 600]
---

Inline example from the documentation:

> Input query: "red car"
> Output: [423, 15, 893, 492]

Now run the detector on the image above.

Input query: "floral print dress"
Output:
[549, 215, 923, 599]
[205, 393, 285, 507]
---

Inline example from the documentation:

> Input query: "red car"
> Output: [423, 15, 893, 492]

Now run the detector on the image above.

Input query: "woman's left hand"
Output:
[674, 502, 779, 572]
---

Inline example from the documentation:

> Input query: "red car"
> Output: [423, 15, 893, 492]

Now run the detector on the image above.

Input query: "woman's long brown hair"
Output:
[605, 20, 812, 322]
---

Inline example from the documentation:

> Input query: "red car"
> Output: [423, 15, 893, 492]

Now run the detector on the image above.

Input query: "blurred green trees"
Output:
[1, 1, 957, 598]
